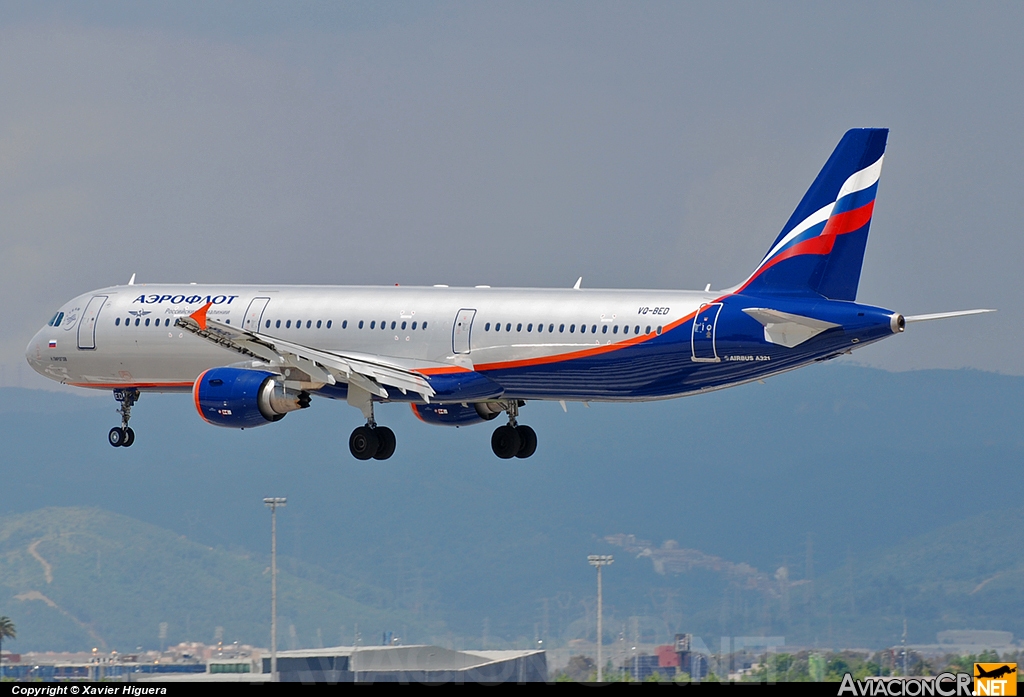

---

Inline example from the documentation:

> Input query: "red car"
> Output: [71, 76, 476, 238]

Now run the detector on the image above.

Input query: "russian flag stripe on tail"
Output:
[739, 128, 888, 301]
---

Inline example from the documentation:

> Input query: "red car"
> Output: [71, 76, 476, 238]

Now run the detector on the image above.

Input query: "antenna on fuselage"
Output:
[573, 277, 582, 290]
[128, 273, 136, 286]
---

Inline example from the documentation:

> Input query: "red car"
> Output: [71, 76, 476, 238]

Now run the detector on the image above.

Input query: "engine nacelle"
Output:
[194, 367, 310, 429]
[412, 402, 504, 427]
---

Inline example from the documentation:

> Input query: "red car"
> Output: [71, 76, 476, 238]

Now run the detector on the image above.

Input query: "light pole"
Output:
[588, 555, 613, 682]
[264, 497, 287, 682]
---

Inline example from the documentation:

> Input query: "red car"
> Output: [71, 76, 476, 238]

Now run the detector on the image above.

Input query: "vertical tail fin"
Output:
[738, 128, 888, 300]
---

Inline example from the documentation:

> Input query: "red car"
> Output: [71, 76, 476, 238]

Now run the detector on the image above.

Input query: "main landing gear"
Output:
[348, 401, 396, 461]
[490, 400, 537, 459]
[109, 388, 139, 448]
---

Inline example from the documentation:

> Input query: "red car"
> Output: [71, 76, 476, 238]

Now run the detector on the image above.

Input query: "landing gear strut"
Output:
[109, 389, 139, 448]
[348, 400, 396, 461]
[490, 400, 537, 459]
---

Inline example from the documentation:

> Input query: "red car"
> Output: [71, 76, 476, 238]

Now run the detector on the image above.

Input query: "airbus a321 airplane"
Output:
[26, 129, 992, 460]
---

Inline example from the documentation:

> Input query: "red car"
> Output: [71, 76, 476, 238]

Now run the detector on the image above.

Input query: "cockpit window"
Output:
[47, 312, 65, 327]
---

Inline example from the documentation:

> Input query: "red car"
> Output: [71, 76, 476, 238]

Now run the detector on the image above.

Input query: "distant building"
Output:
[260, 645, 547, 683]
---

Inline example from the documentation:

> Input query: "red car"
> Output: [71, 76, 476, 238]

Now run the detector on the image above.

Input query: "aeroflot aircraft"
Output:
[26, 129, 992, 460]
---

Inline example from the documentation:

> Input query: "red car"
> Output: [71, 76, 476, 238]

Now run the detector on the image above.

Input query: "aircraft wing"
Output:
[742, 308, 840, 348]
[175, 304, 436, 400]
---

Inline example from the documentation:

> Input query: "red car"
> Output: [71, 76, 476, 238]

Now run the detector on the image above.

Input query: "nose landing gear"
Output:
[109, 388, 139, 447]
[490, 400, 537, 459]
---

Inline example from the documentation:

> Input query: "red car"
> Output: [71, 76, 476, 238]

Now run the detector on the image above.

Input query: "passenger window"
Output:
[592, 325, 597, 333]
[537, 323, 543, 333]
[381, 321, 386, 330]
[115, 317, 121, 326]
[527, 323, 533, 332]
[602, 325, 607, 334]
[401, 321, 407, 330]
[370, 321, 375, 329]
[580, 325, 586, 334]
[623, 325, 629, 335]
[635, 325, 640, 334]
[549, 324, 555, 332]
[505, 323, 511, 332]
[166, 319, 171, 327]
[412, 321, 417, 330]
[265, 320, 271, 328]
[145, 318, 150, 326]
[316, 320, 322, 329]
[135, 318, 140, 326]
[569, 324, 575, 333]
[646, 325, 651, 334]
[656, 326, 663, 335]
[559, 324, 564, 332]
[517, 323, 522, 332]
[391, 321, 396, 330]
[495, 323, 501, 332]
[287, 320, 292, 328]
[358, 320, 364, 329]
[423, 322, 428, 329]
[614, 325, 619, 333]
[276, 320, 281, 328]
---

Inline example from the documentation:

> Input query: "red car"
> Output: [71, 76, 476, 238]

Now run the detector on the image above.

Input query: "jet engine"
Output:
[412, 402, 505, 427]
[193, 367, 310, 428]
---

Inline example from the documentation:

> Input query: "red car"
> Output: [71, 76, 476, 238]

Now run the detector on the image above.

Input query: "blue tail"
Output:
[739, 128, 888, 300]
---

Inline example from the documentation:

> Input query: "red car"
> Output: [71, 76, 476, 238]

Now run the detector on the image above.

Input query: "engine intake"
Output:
[194, 367, 309, 429]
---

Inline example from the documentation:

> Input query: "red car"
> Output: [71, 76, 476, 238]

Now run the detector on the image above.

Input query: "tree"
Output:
[0, 616, 15, 678]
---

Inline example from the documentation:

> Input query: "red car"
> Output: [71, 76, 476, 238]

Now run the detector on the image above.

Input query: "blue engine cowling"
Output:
[193, 367, 310, 428]
[412, 401, 504, 427]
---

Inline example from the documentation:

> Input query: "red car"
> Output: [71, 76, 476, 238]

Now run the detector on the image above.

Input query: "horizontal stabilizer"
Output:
[742, 308, 840, 348]
[904, 309, 996, 323]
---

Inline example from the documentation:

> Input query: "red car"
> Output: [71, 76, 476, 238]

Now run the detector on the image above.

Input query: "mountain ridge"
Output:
[0, 364, 1020, 647]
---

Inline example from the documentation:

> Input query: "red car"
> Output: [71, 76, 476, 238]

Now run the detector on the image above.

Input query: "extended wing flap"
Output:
[742, 308, 840, 349]
[175, 315, 435, 399]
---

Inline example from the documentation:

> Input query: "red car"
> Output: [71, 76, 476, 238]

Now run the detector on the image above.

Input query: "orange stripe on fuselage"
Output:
[68, 381, 195, 389]
[414, 366, 471, 375]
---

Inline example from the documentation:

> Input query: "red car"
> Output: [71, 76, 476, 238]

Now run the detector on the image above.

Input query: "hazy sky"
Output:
[3, 1, 1022, 387]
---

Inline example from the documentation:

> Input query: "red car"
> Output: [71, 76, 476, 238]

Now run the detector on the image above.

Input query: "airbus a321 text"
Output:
[26, 129, 993, 460]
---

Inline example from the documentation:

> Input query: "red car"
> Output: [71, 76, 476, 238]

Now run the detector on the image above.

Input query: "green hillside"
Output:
[0, 507, 437, 652]
[0, 366, 1022, 649]
[813, 508, 1024, 647]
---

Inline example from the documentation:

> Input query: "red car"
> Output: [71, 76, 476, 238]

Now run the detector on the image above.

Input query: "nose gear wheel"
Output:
[109, 389, 139, 448]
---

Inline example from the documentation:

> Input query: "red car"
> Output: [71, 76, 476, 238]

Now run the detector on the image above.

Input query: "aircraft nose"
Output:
[25, 328, 46, 373]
